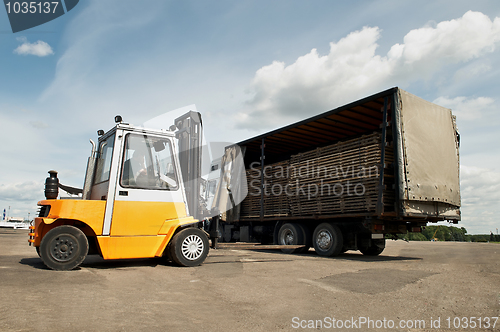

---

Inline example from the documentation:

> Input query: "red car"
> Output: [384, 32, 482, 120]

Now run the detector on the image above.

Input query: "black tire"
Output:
[278, 223, 305, 254]
[39, 225, 88, 271]
[312, 223, 343, 257]
[359, 238, 385, 256]
[296, 224, 312, 253]
[35, 246, 41, 257]
[169, 228, 209, 267]
[160, 243, 173, 263]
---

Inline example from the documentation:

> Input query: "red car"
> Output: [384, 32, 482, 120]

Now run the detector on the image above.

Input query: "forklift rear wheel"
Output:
[169, 228, 209, 267]
[39, 225, 89, 271]
[312, 223, 343, 257]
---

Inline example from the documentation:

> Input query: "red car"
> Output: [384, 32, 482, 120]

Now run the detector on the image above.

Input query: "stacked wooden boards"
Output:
[240, 131, 395, 218]
[242, 160, 290, 218]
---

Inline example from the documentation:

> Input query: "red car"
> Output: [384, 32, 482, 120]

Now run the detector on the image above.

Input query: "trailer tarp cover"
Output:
[399, 89, 460, 206]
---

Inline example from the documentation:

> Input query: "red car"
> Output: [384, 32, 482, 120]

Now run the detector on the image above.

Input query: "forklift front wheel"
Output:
[39, 225, 89, 271]
[168, 228, 209, 267]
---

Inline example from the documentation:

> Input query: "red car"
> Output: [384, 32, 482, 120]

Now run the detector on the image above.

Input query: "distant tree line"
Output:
[398, 225, 500, 242]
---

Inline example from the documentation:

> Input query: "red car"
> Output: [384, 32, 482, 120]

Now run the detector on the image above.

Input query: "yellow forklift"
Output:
[29, 113, 210, 270]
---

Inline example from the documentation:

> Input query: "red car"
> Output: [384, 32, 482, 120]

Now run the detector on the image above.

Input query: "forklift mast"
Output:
[174, 111, 203, 220]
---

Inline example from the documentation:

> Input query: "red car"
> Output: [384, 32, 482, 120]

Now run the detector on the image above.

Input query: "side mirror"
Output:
[153, 141, 165, 152]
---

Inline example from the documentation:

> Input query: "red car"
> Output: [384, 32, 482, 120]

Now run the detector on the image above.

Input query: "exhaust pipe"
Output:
[44, 170, 59, 199]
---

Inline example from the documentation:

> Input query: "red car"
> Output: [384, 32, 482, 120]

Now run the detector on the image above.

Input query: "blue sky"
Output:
[1, 0, 499, 234]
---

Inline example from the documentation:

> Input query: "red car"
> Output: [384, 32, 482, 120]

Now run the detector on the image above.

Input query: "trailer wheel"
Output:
[312, 223, 343, 257]
[39, 225, 89, 271]
[278, 223, 305, 254]
[296, 224, 311, 253]
[169, 228, 209, 267]
[359, 239, 385, 256]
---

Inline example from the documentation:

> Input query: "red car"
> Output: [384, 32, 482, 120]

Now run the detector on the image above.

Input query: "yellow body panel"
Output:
[158, 216, 197, 234]
[35, 199, 197, 260]
[98, 216, 197, 259]
[38, 199, 106, 234]
[110, 201, 187, 236]
[33, 200, 106, 246]
[97, 235, 167, 259]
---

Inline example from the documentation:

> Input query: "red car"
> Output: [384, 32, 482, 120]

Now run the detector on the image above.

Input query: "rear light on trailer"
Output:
[374, 224, 385, 231]
[411, 227, 422, 233]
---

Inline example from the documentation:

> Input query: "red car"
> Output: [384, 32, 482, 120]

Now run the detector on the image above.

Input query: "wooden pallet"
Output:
[240, 131, 396, 218]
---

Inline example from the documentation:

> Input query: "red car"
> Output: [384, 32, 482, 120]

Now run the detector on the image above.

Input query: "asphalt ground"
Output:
[0, 228, 499, 332]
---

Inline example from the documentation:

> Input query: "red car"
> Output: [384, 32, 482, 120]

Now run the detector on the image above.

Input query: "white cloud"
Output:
[453, 62, 492, 83]
[0, 181, 43, 202]
[13, 37, 54, 57]
[239, 26, 392, 129]
[459, 165, 500, 234]
[433, 95, 495, 121]
[396, 11, 500, 67]
[239, 11, 500, 130]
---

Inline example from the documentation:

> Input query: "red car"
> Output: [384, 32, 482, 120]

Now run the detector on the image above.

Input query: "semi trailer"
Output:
[29, 87, 460, 270]
[210, 87, 460, 256]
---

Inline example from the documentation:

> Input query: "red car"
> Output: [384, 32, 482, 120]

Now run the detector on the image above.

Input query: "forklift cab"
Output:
[90, 124, 190, 237]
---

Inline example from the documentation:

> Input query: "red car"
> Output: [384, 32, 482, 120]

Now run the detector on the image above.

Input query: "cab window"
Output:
[120, 134, 178, 190]
[94, 134, 115, 184]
